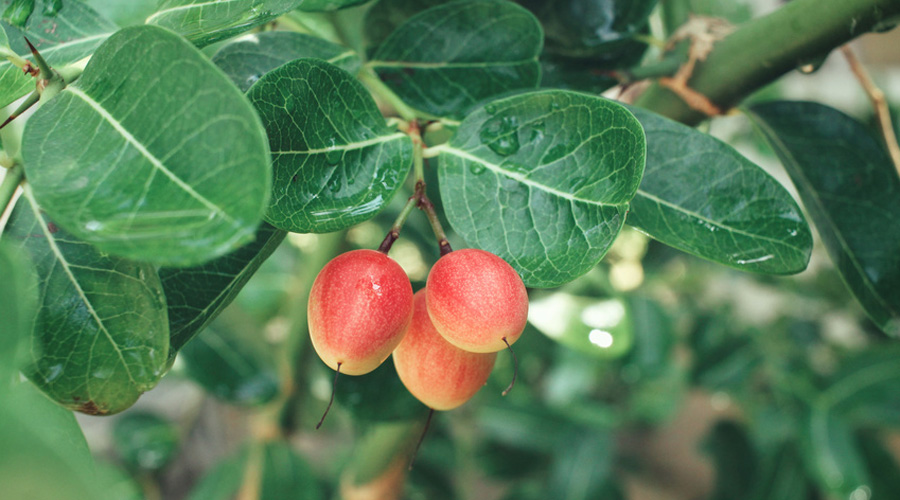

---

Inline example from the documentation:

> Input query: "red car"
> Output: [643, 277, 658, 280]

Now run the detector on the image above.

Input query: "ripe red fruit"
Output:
[425, 249, 528, 353]
[308, 249, 414, 376]
[393, 290, 497, 411]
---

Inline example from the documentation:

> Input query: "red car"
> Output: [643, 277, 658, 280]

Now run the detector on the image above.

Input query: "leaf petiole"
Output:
[0, 164, 24, 218]
[357, 66, 419, 122]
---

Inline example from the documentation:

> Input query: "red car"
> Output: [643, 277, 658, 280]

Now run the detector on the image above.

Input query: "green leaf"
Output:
[528, 293, 634, 359]
[159, 223, 286, 355]
[626, 107, 812, 274]
[362, 0, 445, 49]
[0, 383, 107, 500]
[179, 317, 281, 406]
[622, 296, 674, 378]
[297, 0, 368, 11]
[248, 58, 413, 233]
[369, 0, 543, 119]
[23, 25, 271, 267]
[188, 443, 323, 500]
[336, 359, 427, 421]
[748, 101, 900, 336]
[93, 463, 144, 500]
[702, 420, 757, 500]
[80, 0, 159, 26]
[818, 345, 900, 428]
[0, 242, 38, 387]
[546, 428, 615, 500]
[436, 90, 645, 287]
[0, 0, 116, 109]
[518, 0, 657, 59]
[145, 0, 305, 47]
[3, 189, 169, 415]
[800, 409, 870, 499]
[112, 412, 180, 471]
[212, 31, 361, 92]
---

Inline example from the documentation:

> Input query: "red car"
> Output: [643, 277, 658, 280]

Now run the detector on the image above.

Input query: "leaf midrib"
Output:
[437, 144, 622, 207]
[273, 132, 407, 155]
[367, 59, 536, 69]
[146, 0, 244, 23]
[66, 86, 237, 226]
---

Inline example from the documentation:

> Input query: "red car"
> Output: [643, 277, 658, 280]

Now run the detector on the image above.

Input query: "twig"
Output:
[841, 45, 900, 177]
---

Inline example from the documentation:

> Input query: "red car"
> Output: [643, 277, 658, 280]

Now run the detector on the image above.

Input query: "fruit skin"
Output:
[393, 290, 497, 411]
[426, 249, 528, 353]
[308, 249, 414, 375]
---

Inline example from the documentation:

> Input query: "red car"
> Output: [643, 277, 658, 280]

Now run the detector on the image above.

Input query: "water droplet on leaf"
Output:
[469, 164, 486, 175]
[479, 115, 520, 156]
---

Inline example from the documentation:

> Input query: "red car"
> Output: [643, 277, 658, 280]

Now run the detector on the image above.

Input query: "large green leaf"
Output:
[178, 316, 281, 406]
[626, 107, 812, 274]
[436, 90, 645, 287]
[517, 0, 657, 60]
[2, 189, 169, 415]
[112, 412, 180, 471]
[528, 293, 635, 359]
[145, 0, 305, 47]
[188, 442, 323, 500]
[0, 382, 107, 500]
[160, 223, 286, 355]
[749, 101, 900, 336]
[369, 0, 543, 119]
[248, 58, 413, 233]
[0, 242, 37, 387]
[22, 25, 271, 267]
[818, 345, 900, 428]
[0, 0, 116, 109]
[800, 409, 870, 499]
[212, 31, 360, 92]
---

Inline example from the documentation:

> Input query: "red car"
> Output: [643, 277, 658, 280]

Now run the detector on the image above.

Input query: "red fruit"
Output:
[425, 249, 528, 353]
[308, 249, 414, 375]
[393, 290, 497, 411]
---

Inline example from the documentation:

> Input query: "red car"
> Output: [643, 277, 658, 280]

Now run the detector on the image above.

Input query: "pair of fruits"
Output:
[308, 247, 528, 412]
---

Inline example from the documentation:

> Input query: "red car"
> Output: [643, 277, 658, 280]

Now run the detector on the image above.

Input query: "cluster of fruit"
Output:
[307, 247, 528, 415]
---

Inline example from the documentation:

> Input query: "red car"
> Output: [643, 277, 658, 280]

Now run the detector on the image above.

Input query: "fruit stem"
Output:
[500, 337, 518, 397]
[409, 408, 435, 470]
[316, 362, 341, 430]
[418, 191, 452, 256]
[378, 189, 418, 254]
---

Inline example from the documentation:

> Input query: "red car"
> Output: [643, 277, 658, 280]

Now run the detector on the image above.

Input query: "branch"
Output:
[635, 0, 900, 125]
[841, 45, 900, 176]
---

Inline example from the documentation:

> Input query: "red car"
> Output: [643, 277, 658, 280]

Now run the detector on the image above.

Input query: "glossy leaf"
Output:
[248, 58, 413, 233]
[3, 189, 169, 415]
[0, 383, 106, 500]
[818, 345, 900, 428]
[297, 0, 368, 11]
[212, 31, 361, 92]
[188, 443, 323, 500]
[0, 242, 38, 386]
[800, 409, 870, 498]
[437, 90, 645, 287]
[369, 0, 543, 119]
[159, 223, 286, 355]
[749, 101, 900, 336]
[336, 359, 426, 421]
[179, 317, 281, 406]
[626, 107, 812, 274]
[362, 0, 444, 49]
[112, 412, 180, 471]
[528, 293, 634, 359]
[0, 0, 116, 109]
[23, 25, 271, 267]
[145, 0, 305, 47]
[518, 0, 657, 59]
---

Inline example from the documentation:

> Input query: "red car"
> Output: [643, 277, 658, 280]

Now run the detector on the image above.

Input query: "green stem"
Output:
[0, 164, 24, 215]
[635, 0, 900, 125]
[659, 0, 692, 37]
[358, 66, 419, 122]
